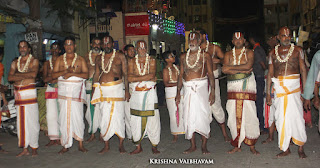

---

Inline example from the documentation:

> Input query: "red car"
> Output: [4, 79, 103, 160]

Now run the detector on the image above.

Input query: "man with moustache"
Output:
[43, 42, 61, 147]
[52, 36, 89, 154]
[128, 40, 160, 154]
[84, 37, 102, 142]
[91, 36, 129, 154]
[266, 27, 307, 158]
[176, 32, 215, 154]
[8, 40, 40, 157]
[222, 32, 260, 155]
[196, 28, 231, 142]
[123, 44, 135, 140]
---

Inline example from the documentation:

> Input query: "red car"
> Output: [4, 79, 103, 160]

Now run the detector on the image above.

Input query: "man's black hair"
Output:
[195, 27, 207, 35]
[162, 51, 172, 61]
[17, 40, 32, 50]
[50, 42, 60, 49]
[64, 36, 76, 44]
[124, 44, 134, 51]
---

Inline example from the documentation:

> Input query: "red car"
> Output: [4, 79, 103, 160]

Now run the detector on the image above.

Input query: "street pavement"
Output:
[1, 79, 319, 168]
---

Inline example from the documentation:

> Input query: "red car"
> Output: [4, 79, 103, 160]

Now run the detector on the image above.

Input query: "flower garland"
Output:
[49, 57, 53, 70]
[275, 43, 294, 63]
[101, 49, 116, 73]
[63, 53, 78, 69]
[135, 54, 150, 76]
[168, 64, 180, 83]
[17, 54, 32, 73]
[205, 40, 209, 52]
[89, 50, 102, 66]
[232, 47, 246, 65]
[186, 47, 201, 69]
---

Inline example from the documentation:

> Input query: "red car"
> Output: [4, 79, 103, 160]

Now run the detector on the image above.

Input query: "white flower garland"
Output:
[49, 57, 53, 70]
[168, 64, 180, 83]
[17, 54, 32, 73]
[135, 54, 150, 76]
[275, 43, 294, 63]
[232, 47, 246, 65]
[101, 49, 116, 73]
[63, 53, 78, 69]
[205, 40, 209, 52]
[186, 47, 201, 69]
[88, 50, 102, 66]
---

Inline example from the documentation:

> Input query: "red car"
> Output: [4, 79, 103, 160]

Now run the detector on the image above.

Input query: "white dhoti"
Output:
[183, 77, 212, 140]
[91, 80, 125, 141]
[226, 73, 260, 148]
[85, 78, 100, 134]
[263, 77, 276, 128]
[130, 81, 160, 146]
[165, 86, 184, 135]
[124, 83, 133, 139]
[58, 76, 86, 148]
[14, 84, 40, 149]
[211, 69, 225, 123]
[45, 83, 59, 140]
[272, 74, 307, 151]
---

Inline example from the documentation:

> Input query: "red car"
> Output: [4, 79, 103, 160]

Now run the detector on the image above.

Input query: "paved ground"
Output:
[1, 79, 319, 168]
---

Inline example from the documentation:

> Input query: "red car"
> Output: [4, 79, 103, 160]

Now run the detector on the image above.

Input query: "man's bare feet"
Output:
[250, 146, 260, 155]
[119, 146, 126, 154]
[201, 147, 210, 154]
[46, 140, 58, 147]
[58, 147, 69, 154]
[98, 147, 110, 154]
[78, 146, 88, 153]
[31, 149, 38, 157]
[0, 149, 8, 154]
[16, 149, 30, 157]
[152, 147, 160, 154]
[44, 130, 48, 136]
[306, 123, 313, 128]
[298, 146, 307, 159]
[276, 149, 291, 157]
[130, 145, 142, 155]
[172, 135, 178, 143]
[224, 135, 231, 142]
[183, 146, 197, 154]
[86, 134, 95, 143]
[261, 138, 273, 144]
[227, 147, 241, 154]
[99, 141, 109, 154]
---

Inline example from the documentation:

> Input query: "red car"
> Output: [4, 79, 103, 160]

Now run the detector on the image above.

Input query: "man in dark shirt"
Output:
[249, 36, 267, 133]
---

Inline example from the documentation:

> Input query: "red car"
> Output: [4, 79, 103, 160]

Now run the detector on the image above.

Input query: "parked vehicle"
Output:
[1, 99, 17, 136]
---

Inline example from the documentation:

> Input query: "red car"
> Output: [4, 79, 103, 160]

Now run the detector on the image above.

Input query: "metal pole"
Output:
[277, 0, 280, 29]
[95, 0, 98, 37]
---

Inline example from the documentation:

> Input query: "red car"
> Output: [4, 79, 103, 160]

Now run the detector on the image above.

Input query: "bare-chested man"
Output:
[176, 32, 215, 154]
[222, 32, 260, 155]
[91, 35, 129, 154]
[52, 36, 89, 154]
[84, 37, 102, 142]
[8, 40, 40, 157]
[266, 27, 307, 159]
[43, 42, 61, 147]
[128, 40, 160, 155]
[123, 44, 135, 140]
[162, 51, 185, 142]
[196, 28, 231, 142]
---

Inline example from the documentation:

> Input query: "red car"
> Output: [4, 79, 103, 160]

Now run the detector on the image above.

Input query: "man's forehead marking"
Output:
[235, 32, 242, 39]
